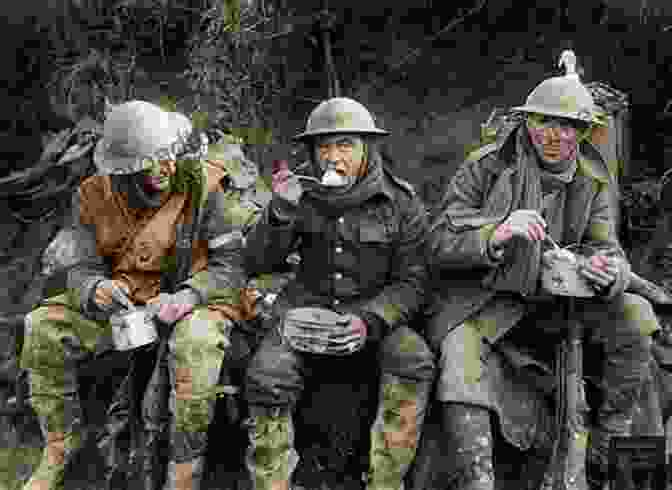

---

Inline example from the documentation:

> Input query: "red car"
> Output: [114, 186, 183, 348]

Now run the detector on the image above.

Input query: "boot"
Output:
[440, 403, 495, 490]
[367, 374, 431, 490]
[244, 407, 298, 490]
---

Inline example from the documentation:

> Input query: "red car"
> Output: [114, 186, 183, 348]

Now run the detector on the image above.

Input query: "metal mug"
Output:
[111, 308, 159, 351]
[541, 249, 595, 298]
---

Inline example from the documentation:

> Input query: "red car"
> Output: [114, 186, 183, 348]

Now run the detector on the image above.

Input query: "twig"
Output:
[357, 0, 490, 93]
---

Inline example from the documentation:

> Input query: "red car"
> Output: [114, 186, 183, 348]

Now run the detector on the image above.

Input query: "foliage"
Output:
[46, 0, 203, 123]
[183, 0, 284, 166]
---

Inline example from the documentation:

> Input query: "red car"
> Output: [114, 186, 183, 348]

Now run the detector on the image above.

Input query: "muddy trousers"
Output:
[244, 326, 436, 490]
[437, 293, 657, 490]
[19, 293, 232, 490]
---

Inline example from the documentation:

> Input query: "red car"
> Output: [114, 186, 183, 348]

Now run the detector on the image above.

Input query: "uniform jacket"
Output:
[68, 154, 266, 321]
[244, 161, 429, 339]
[425, 127, 630, 351]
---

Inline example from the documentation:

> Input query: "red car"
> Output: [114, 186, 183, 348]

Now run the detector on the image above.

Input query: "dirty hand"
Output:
[147, 289, 200, 326]
[578, 254, 619, 292]
[490, 210, 547, 249]
[94, 279, 132, 312]
[328, 314, 368, 355]
[270, 159, 303, 222]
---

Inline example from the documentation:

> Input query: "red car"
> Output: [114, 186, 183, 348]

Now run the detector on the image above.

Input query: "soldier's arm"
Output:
[243, 200, 300, 276]
[584, 184, 631, 299]
[358, 193, 429, 340]
[179, 184, 262, 306]
[429, 156, 504, 270]
[66, 188, 112, 318]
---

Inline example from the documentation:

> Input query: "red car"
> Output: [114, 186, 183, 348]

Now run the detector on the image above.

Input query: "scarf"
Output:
[303, 151, 385, 215]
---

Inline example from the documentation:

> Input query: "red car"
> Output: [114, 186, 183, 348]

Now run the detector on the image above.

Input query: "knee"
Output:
[620, 293, 660, 338]
[245, 335, 303, 406]
[379, 326, 436, 382]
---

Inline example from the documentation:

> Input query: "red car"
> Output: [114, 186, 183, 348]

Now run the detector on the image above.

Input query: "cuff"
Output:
[81, 276, 107, 318]
[358, 311, 389, 344]
[482, 224, 506, 265]
[175, 286, 203, 307]
[602, 259, 631, 300]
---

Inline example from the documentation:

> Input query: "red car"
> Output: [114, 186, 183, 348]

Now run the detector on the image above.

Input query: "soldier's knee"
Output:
[379, 326, 435, 382]
[621, 293, 660, 338]
[245, 335, 303, 406]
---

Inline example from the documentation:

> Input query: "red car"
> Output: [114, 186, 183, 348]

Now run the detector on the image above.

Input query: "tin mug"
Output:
[111, 309, 158, 351]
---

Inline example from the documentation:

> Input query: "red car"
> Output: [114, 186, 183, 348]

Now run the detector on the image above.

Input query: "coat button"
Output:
[334, 272, 342, 280]
[333, 299, 340, 306]
[335, 246, 343, 254]
[337, 216, 344, 224]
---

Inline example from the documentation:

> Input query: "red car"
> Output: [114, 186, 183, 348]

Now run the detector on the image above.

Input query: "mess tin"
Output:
[541, 248, 595, 298]
[110, 308, 159, 351]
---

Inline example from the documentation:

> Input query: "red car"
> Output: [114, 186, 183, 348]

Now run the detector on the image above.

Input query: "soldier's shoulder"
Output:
[383, 169, 419, 201]
[465, 143, 499, 164]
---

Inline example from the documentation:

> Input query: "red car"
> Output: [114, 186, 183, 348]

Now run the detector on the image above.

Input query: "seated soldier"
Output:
[427, 70, 660, 489]
[243, 97, 436, 490]
[20, 100, 261, 490]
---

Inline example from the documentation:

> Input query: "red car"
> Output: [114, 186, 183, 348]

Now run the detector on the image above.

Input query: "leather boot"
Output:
[244, 407, 298, 490]
[367, 375, 431, 490]
[440, 403, 495, 490]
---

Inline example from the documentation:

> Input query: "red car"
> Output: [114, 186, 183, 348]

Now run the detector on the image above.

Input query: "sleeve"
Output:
[428, 157, 504, 270]
[243, 200, 300, 276]
[179, 183, 263, 307]
[66, 188, 112, 318]
[583, 182, 631, 300]
[358, 192, 429, 335]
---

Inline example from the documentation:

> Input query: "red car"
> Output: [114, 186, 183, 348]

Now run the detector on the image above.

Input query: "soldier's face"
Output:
[141, 158, 176, 193]
[526, 114, 580, 164]
[314, 134, 367, 180]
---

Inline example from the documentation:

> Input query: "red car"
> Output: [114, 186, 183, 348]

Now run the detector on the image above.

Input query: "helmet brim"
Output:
[511, 105, 594, 124]
[292, 127, 390, 142]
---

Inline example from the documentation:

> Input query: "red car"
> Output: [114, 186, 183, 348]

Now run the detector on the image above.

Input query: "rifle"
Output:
[541, 296, 586, 490]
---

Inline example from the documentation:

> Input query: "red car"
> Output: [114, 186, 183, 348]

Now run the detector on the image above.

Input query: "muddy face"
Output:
[526, 114, 579, 167]
[141, 158, 176, 193]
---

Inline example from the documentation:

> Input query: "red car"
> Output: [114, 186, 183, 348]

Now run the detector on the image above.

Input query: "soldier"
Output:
[20, 100, 261, 490]
[427, 69, 660, 489]
[243, 97, 436, 490]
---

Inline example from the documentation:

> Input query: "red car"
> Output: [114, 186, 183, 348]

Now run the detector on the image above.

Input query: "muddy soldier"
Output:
[427, 68, 660, 489]
[20, 100, 261, 490]
[243, 97, 435, 490]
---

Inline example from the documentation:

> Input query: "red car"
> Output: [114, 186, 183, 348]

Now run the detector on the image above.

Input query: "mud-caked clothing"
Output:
[20, 156, 264, 487]
[427, 126, 659, 488]
[243, 156, 435, 490]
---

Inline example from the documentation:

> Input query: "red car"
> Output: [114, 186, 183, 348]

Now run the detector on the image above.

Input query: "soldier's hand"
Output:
[579, 254, 619, 292]
[270, 159, 303, 222]
[147, 289, 199, 326]
[94, 280, 132, 310]
[490, 210, 547, 248]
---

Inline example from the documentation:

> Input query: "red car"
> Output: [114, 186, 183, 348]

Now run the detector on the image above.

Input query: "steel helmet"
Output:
[293, 97, 389, 141]
[512, 50, 595, 123]
[93, 100, 194, 175]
